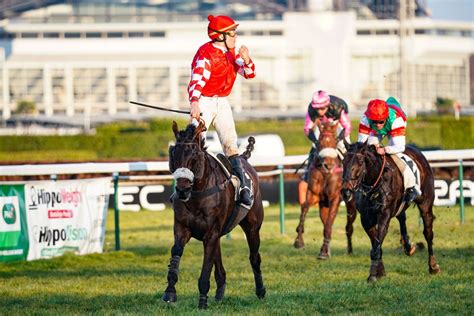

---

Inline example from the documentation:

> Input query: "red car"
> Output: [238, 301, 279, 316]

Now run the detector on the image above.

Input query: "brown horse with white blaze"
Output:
[162, 120, 266, 309]
[294, 119, 356, 259]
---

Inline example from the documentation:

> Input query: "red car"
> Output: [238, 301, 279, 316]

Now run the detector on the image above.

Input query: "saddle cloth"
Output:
[392, 153, 421, 192]
[206, 152, 251, 235]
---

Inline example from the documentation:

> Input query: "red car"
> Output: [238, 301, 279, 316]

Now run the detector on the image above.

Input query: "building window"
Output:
[65, 32, 81, 38]
[9, 68, 44, 109]
[21, 32, 38, 38]
[73, 68, 107, 111]
[107, 32, 123, 38]
[44, 32, 60, 38]
[136, 67, 171, 106]
[150, 31, 165, 37]
[357, 30, 371, 35]
[129, 32, 144, 38]
[86, 32, 102, 38]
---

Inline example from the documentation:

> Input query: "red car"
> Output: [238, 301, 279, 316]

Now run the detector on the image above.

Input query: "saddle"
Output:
[207, 152, 251, 235]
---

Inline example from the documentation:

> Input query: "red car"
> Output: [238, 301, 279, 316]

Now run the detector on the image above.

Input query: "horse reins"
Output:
[367, 154, 386, 193]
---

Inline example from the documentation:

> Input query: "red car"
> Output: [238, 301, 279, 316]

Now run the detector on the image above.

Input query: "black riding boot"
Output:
[302, 146, 317, 182]
[229, 155, 253, 208]
[404, 187, 419, 203]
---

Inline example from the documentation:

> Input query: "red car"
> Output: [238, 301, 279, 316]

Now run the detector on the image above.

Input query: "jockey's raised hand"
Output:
[238, 45, 251, 64]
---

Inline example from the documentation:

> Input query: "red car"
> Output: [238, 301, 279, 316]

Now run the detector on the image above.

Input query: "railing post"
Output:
[458, 159, 464, 224]
[113, 172, 121, 250]
[278, 164, 285, 234]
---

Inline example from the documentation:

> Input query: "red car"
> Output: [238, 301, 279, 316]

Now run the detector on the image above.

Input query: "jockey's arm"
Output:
[339, 110, 352, 141]
[188, 52, 213, 120]
[357, 115, 376, 144]
[235, 48, 256, 79]
[384, 117, 407, 154]
[304, 112, 318, 144]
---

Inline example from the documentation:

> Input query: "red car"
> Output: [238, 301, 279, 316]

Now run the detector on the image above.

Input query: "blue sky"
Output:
[427, 0, 473, 21]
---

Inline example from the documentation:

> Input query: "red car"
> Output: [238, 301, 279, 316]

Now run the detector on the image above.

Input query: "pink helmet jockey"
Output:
[311, 90, 330, 108]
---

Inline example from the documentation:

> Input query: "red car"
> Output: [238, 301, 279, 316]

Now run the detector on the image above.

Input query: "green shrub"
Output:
[0, 116, 472, 162]
[14, 100, 36, 115]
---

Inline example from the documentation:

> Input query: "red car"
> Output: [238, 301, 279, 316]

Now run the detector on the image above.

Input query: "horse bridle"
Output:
[172, 142, 230, 200]
[343, 151, 386, 194]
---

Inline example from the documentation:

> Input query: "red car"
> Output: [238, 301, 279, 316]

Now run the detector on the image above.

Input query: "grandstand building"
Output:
[0, 0, 473, 121]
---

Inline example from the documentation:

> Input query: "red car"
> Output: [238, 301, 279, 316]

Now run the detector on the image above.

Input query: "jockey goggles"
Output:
[209, 28, 237, 38]
[372, 120, 386, 125]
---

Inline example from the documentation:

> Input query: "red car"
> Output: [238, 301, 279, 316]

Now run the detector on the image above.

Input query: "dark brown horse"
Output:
[341, 142, 441, 282]
[294, 120, 356, 259]
[162, 120, 266, 309]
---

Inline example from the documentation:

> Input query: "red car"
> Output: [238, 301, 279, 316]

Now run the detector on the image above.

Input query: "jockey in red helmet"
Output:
[302, 90, 352, 181]
[358, 97, 421, 203]
[187, 15, 256, 209]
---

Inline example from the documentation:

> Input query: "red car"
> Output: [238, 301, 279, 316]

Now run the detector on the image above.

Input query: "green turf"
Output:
[0, 204, 472, 314]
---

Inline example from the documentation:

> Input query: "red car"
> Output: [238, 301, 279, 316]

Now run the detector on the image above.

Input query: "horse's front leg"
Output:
[294, 192, 318, 249]
[198, 233, 220, 309]
[368, 211, 391, 282]
[318, 198, 339, 260]
[345, 198, 357, 255]
[162, 224, 191, 303]
[214, 239, 226, 302]
[396, 211, 416, 256]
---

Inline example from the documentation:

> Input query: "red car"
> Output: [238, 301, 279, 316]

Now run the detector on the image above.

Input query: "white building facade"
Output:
[0, 4, 473, 119]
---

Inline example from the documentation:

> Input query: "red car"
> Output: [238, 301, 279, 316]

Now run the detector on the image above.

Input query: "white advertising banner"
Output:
[24, 177, 110, 261]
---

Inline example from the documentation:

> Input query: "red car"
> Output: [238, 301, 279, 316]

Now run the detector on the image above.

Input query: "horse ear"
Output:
[172, 121, 179, 138]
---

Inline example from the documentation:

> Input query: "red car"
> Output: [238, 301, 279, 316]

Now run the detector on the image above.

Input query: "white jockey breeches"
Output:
[199, 96, 239, 157]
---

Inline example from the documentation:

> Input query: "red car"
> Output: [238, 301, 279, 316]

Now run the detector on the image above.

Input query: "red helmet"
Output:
[365, 99, 389, 121]
[311, 90, 330, 108]
[207, 15, 238, 40]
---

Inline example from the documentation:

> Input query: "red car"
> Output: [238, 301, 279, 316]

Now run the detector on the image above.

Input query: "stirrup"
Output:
[239, 187, 253, 209]
[404, 187, 419, 203]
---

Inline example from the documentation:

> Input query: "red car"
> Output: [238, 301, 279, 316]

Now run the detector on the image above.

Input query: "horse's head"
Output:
[169, 120, 207, 201]
[341, 142, 377, 201]
[316, 119, 339, 171]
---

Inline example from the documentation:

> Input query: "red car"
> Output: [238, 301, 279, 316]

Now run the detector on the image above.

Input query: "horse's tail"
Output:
[241, 136, 255, 160]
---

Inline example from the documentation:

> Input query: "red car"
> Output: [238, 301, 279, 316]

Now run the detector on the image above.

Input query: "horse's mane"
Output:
[175, 123, 207, 151]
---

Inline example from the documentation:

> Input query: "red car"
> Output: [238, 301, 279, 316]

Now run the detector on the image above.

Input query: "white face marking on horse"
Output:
[173, 168, 195, 182]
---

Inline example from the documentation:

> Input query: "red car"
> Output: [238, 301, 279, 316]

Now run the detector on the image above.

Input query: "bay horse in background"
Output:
[162, 120, 265, 309]
[341, 141, 441, 282]
[294, 119, 357, 259]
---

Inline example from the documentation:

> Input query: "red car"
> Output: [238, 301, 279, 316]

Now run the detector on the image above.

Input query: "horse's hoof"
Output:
[405, 244, 416, 256]
[162, 291, 177, 303]
[294, 240, 304, 249]
[347, 247, 353, 255]
[198, 295, 208, 309]
[215, 283, 226, 301]
[317, 253, 329, 260]
[367, 276, 378, 283]
[429, 264, 441, 275]
[256, 286, 266, 299]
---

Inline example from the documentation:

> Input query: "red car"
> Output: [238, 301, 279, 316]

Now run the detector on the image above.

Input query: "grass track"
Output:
[0, 204, 473, 315]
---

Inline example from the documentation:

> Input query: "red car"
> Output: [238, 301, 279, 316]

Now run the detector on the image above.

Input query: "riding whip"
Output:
[129, 101, 202, 115]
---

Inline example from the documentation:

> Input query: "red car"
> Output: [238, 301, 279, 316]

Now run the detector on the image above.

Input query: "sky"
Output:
[427, 0, 474, 22]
